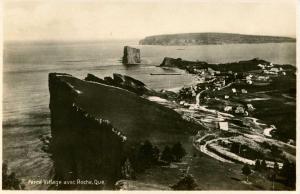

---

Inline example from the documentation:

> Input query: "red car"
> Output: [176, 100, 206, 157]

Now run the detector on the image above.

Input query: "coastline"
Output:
[2, 42, 296, 188]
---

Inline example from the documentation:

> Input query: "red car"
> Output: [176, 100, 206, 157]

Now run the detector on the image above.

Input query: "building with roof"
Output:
[218, 122, 229, 131]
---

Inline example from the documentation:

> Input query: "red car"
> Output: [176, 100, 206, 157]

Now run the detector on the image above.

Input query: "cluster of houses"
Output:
[244, 72, 269, 85]
[223, 103, 255, 116]
[238, 62, 287, 86]
[245, 74, 253, 85]
[257, 63, 286, 76]
[177, 62, 283, 119]
[227, 88, 248, 97]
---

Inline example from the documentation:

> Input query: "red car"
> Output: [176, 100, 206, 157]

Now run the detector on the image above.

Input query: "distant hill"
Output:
[139, 33, 296, 45]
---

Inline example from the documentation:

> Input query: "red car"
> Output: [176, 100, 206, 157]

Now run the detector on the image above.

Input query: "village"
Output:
[116, 48, 296, 189]
[151, 58, 296, 176]
[177, 60, 290, 118]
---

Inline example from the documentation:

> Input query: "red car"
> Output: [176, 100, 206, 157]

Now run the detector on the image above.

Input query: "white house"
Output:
[235, 106, 245, 114]
[246, 80, 253, 85]
[257, 64, 265, 69]
[246, 74, 253, 80]
[218, 122, 229, 131]
[270, 68, 280, 73]
[247, 104, 255, 111]
[224, 106, 233, 112]
[257, 76, 269, 81]
[241, 89, 248, 94]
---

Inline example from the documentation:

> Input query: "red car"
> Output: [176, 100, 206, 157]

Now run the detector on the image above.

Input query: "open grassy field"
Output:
[132, 140, 291, 190]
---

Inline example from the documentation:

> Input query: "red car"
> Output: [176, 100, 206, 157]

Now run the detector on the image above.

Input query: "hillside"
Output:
[139, 33, 296, 45]
[48, 73, 198, 189]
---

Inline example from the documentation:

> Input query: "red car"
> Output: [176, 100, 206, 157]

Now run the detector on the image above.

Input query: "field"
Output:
[122, 140, 291, 190]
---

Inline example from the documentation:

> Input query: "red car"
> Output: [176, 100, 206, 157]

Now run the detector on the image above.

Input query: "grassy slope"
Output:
[59, 76, 198, 143]
[134, 142, 290, 190]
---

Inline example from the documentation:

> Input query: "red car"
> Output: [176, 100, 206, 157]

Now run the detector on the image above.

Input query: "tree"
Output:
[121, 158, 135, 179]
[273, 161, 279, 173]
[267, 162, 279, 190]
[152, 146, 160, 163]
[135, 140, 160, 171]
[2, 163, 9, 189]
[270, 145, 282, 158]
[161, 146, 174, 163]
[171, 174, 198, 190]
[288, 162, 296, 189]
[242, 164, 252, 182]
[268, 168, 277, 190]
[281, 159, 296, 188]
[171, 142, 186, 162]
[230, 142, 241, 154]
[2, 162, 24, 190]
[261, 159, 267, 170]
[254, 159, 261, 171]
[136, 140, 152, 168]
[280, 159, 290, 177]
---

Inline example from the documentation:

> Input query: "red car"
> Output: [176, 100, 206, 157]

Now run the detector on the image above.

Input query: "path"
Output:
[193, 136, 283, 169]
[193, 137, 233, 163]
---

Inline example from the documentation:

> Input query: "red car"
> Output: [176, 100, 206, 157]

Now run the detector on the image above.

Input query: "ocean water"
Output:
[2, 40, 296, 189]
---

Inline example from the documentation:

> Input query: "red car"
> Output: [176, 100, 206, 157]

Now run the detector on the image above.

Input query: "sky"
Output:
[3, 0, 297, 41]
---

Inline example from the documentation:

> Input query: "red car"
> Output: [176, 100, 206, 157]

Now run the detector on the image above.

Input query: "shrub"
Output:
[2, 163, 24, 190]
[171, 142, 186, 162]
[242, 164, 251, 182]
[133, 140, 161, 172]
[161, 146, 174, 163]
[171, 174, 198, 190]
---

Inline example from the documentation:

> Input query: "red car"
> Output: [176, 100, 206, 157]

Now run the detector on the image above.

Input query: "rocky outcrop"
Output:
[160, 57, 182, 67]
[160, 57, 273, 73]
[139, 33, 296, 46]
[48, 73, 196, 189]
[122, 46, 141, 64]
[85, 73, 161, 96]
[160, 57, 208, 69]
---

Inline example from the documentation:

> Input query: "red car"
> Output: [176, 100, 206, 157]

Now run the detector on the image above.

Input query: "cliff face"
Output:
[48, 73, 195, 189]
[122, 46, 141, 64]
[139, 33, 296, 45]
[49, 73, 126, 189]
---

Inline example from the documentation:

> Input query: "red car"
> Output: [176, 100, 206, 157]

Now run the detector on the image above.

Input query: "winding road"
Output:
[193, 137, 233, 163]
[193, 136, 283, 169]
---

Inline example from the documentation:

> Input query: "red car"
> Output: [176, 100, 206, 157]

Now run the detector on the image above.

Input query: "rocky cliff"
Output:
[122, 46, 141, 64]
[49, 73, 126, 189]
[139, 33, 296, 46]
[48, 73, 196, 189]
[85, 73, 152, 96]
[160, 57, 276, 73]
